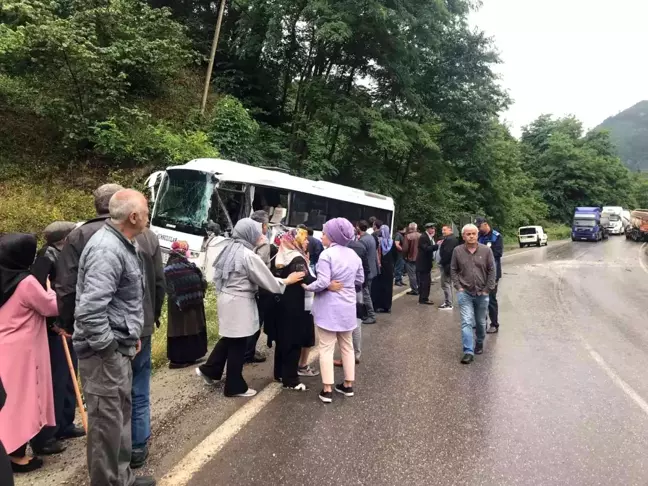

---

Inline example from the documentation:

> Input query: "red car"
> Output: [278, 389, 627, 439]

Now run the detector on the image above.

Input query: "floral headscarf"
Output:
[171, 240, 190, 258]
[275, 229, 306, 268]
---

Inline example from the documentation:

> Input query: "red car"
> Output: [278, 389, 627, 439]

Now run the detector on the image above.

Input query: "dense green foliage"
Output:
[597, 101, 648, 172]
[0, 0, 644, 238]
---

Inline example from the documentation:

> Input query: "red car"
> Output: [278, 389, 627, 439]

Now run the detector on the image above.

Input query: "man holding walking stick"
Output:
[73, 189, 155, 486]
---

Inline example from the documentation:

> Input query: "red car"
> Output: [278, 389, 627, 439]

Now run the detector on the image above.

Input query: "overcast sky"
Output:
[469, 0, 648, 136]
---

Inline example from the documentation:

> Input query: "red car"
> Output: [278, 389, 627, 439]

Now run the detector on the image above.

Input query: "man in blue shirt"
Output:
[476, 217, 503, 333]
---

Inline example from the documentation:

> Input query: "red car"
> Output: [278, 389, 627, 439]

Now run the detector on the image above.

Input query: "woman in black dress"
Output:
[164, 241, 208, 368]
[371, 225, 396, 313]
[268, 230, 316, 390]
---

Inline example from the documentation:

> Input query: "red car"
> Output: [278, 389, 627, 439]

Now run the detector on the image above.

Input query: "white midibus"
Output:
[146, 158, 395, 280]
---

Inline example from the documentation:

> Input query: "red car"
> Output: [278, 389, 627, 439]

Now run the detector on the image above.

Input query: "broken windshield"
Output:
[152, 169, 213, 236]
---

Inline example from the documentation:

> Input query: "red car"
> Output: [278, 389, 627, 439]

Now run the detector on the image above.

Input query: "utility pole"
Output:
[200, 0, 227, 115]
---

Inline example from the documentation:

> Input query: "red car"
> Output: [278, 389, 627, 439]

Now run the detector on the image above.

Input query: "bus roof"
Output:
[172, 158, 395, 211]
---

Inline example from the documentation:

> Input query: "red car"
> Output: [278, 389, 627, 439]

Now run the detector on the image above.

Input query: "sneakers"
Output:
[438, 303, 453, 310]
[298, 365, 320, 377]
[319, 390, 333, 403]
[475, 342, 484, 355]
[362, 317, 377, 325]
[487, 325, 499, 334]
[334, 383, 354, 397]
[283, 383, 308, 392]
[460, 354, 474, 364]
[195, 367, 218, 386]
[406, 290, 419, 296]
[233, 388, 257, 398]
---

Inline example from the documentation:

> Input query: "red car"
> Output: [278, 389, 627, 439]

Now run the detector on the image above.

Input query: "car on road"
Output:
[518, 225, 548, 248]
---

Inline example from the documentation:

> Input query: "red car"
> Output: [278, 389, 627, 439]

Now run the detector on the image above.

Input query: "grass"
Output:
[151, 287, 220, 370]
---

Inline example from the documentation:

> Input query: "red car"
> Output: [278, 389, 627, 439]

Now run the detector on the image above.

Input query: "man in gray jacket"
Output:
[74, 189, 155, 486]
[357, 220, 378, 324]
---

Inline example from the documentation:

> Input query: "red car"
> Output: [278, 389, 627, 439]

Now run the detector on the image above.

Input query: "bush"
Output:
[206, 95, 259, 162]
[91, 115, 219, 169]
[0, 180, 95, 237]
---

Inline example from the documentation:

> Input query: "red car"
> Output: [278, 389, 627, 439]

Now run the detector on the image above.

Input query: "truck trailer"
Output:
[625, 210, 648, 242]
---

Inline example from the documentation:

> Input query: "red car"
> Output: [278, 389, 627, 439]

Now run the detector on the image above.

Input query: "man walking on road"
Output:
[416, 223, 439, 305]
[393, 226, 406, 286]
[402, 223, 420, 296]
[130, 228, 165, 469]
[357, 220, 377, 324]
[476, 217, 503, 333]
[74, 189, 155, 486]
[438, 225, 460, 309]
[451, 224, 496, 364]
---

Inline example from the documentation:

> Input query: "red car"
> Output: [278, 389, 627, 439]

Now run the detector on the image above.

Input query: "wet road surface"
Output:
[190, 237, 648, 486]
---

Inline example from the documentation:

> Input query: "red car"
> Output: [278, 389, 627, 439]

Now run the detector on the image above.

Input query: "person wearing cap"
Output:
[476, 217, 503, 333]
[31, 222, 84, 450]
[415, 223, 439, 305]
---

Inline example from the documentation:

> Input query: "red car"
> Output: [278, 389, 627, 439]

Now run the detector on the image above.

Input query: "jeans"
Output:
[440, 267, 453, 305]
[489, 284, 499, 327]
[394, 257, 405, 283]
[131, 336, 152, 451]
[362, 279, 375, 319]
[458, 292, 489, 355]
[405, 261, 418, 292]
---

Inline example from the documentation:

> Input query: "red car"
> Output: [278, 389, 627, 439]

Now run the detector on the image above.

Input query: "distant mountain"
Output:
[596, 101, 648, 171]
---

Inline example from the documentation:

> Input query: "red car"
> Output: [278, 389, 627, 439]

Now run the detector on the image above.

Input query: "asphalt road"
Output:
[188, 237, 648, 486]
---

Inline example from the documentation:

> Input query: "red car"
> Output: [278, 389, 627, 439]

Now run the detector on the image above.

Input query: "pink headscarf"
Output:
[322, 218, 355, 246]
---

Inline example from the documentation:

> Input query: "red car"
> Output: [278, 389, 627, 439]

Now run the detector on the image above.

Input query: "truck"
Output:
[571, 207, 609, 242]
[601, 206, 625, 235]
[625, 210, 648, 241]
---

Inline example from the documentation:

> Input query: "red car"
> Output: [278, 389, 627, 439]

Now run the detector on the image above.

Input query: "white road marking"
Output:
[581, 340, 648, 417]
[638, 243, 648, 275]
[158, 383, 283, 486]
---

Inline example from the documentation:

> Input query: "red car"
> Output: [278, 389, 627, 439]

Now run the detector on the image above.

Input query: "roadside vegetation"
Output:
[2, 0, 647, 239]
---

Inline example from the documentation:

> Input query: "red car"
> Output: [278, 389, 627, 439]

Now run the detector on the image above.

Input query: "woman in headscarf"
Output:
[303, 218, 364, 403]
[30, 222, 85, 449]
[164, 240, 209, 369]
[0, 234, 59, 473]
[371, 224, 397, 313]
[266, 230, 316, 391]
[197, 219, 304, 397]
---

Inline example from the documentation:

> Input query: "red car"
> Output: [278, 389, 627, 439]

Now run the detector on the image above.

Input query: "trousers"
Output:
[131, 336, 151, 451]
[317, 327, 355, 385]
[200, 337, 248, 396]
[440, 268, 453, 305]
[489, 284, 499, 327]
[273, 340, 301, 387]
[394, 257, 405, 283]
[362, 279, 375, 319]
[417, 271, 431, 303]
[458, 292, 489, 354]
[405, 261, 418, 292]
[79, 351, 135, 486]
[352, 319, 362, 360]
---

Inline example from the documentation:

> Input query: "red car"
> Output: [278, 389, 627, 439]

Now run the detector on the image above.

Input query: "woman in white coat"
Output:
[196, 218, 303, 397]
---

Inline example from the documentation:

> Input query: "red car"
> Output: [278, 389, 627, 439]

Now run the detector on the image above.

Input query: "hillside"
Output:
[597, 101, 648, 171]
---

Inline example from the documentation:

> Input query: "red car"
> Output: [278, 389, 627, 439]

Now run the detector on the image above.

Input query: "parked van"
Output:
[518, 226, 548, 248]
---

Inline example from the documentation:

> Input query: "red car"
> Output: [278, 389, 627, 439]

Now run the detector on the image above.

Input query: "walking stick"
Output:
[61, 335, 88, 433]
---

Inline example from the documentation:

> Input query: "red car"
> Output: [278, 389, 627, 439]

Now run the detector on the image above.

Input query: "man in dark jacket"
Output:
[130, 228, 165, 468]
[56, 183, 124, 334]
[416, 223, 439, 305]
[346, 239, 370, 363]
[476, 217, 504, 333]
[31, 222, 85, 451]
[438, 225, 460, 309]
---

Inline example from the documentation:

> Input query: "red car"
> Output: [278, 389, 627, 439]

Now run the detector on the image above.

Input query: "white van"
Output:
[518, 226, 548, 248]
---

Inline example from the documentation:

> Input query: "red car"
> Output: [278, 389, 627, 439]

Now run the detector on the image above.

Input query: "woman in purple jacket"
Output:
[304, 218, 364, 403]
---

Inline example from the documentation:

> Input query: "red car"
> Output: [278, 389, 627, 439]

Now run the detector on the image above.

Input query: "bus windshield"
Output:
[152, 169, 213, 236]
